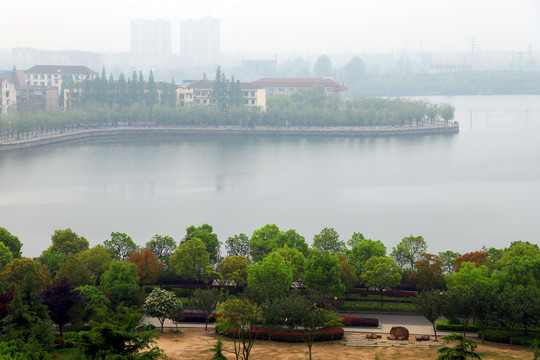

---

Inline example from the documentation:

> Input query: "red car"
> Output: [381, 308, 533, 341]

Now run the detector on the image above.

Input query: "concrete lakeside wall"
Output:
[0, 123, 459, 151]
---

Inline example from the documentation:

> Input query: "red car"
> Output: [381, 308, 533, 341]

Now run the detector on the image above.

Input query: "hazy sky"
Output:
[3, 0, 539, 54]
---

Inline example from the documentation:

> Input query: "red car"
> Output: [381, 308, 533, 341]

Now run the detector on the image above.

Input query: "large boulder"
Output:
[389, 326, 409, 340]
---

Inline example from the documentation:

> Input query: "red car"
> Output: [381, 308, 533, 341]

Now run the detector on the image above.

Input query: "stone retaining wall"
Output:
[0, 124, 459, 151]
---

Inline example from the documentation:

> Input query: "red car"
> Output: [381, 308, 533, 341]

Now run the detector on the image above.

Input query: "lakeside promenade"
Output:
[0, 122, 459, 151]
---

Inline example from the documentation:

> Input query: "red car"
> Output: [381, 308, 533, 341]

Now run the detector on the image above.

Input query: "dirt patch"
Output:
[154, 328, 533, 360]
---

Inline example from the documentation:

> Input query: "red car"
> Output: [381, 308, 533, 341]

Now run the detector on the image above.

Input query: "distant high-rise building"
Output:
[180, 16, 220, 65]
[131, 19, 172, 59]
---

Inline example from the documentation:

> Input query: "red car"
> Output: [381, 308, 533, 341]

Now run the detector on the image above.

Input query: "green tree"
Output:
[184, 224, 220, 265]
[439, 250, 461, 275]
[0, 258, 51, 291]
[275, 246, 306, 285]
[55, 255, 93, 286]
[439, 104, 456, 123]
[445, 262, 495, 290]
[275, 229, 309, 257]
[499, 285, 540, 344]
[342, 56, 365, 91]
[337, 254, 359, 292]
[312, 228, 345, 254]
[70, 305, 166, 359]
[304, 250, 345, 300]
[313, 55, 332, 77]
[391, 235, 427, 270]
[301, 308, 342, 360]
[145, 70, 158, 107]
[218, 255, 250, 287]
[215, 298, 263, 360]
[360, 256, 401, 306]
[436, 333, 483, 360]
[100, 261, 139, 305]
[40, 276, 84, 336]
[170, 238, 211, 282]
[348, 238, 387, 275]
[0, 273, 55, 357]
[442, 287, 474, 336]
[225, 233, 251, 259]
[75, 246, 113, 285]
[145, 235, 177, 266]
[0, 244, 13, 272]
[104, 232, 138, 260]
[249, 224, 281, 263]
[38, 250, 66, 278]
[47, 228, 89, 256]
[0, 228, 22, 259]
[412, 290, 443, 340]
[143, 288, 183, 333]
[210, 337, 227, 360]
[470, 282, 501, 344]
[247, 252, 293, 304]
[191, 289, 224, 331]
[78, 285, 112, 323]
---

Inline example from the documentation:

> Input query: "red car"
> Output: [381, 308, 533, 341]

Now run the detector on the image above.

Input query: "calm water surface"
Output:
[1, 95, 539, 257]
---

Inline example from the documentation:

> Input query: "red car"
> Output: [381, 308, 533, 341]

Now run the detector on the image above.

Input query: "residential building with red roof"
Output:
[252, 78, 347, 98]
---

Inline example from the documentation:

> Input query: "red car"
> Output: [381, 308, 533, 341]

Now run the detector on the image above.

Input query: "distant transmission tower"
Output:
[470, 37, 478, 68]
[527, 44, 532, 70]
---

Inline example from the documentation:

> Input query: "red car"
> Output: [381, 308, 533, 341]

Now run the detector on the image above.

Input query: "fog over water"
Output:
[1, 95, 539, 258]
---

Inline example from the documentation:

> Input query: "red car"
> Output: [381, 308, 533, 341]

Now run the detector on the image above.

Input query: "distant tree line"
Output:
[0, 68, 455, 140]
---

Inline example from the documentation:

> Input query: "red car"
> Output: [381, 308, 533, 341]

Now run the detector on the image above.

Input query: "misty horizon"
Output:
[3, 0, 539, 55]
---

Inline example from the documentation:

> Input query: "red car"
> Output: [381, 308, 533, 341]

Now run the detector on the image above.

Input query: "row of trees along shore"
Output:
[0, 224, 538, 359]
[0, 68, 455, 140]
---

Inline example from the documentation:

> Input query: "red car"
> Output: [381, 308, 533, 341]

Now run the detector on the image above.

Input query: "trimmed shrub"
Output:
[350, 288, 416, 298]
[482, 329, 540, 346]
[396, 283, 418, 291]
[435, 321, 480, 332]
[341, 316, 378, 327]
[182, 312, 216, 323]
[220, 326, 344, 342]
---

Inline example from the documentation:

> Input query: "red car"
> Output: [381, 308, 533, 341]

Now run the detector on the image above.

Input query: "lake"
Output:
[1, 95, 539, 258]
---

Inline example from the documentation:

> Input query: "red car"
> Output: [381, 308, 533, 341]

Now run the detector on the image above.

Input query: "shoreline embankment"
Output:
[0, 123, 459, 151]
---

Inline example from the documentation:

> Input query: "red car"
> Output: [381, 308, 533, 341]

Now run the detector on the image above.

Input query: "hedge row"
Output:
[482, 329, 540, 346]
[341, 316, 378, 327]
[435, 321, 480, 332]
[341, 301, 416, 313]
[182, 312, 216, 323]
[219, 326, 344, 343]
[349, 288, 416, 298]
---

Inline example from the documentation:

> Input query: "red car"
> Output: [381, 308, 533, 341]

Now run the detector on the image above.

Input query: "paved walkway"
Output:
[143, 312, 473, 339]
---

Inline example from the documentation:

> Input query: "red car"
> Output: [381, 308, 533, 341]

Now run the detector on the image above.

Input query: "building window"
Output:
[270, 87, 274, 92]
[278, 88, 284, 92]
[47, 75, 51, 79]
[289, 88, 295, 92]
[251, 99, 255, 105]
[243, 91, 249, 97]
[326, 88, 333, 93]
[244, 100, 249, 104]
[251, 91, 255, 96]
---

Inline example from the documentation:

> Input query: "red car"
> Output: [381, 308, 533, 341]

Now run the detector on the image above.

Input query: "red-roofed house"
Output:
[252, 78, 347, 98]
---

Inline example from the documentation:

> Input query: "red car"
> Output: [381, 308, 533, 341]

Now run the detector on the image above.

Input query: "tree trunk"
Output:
[432, 322, 437, 341]
[308, 342, 312, 360]
[205, 316, 208, 331]
[380, 288, 384, 307]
